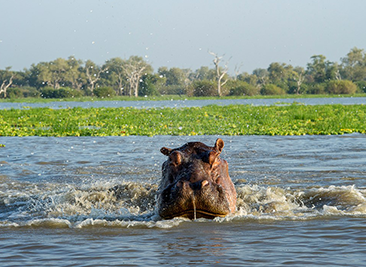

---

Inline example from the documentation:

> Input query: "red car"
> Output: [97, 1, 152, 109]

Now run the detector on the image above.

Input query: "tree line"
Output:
[1, 47, 366, 99]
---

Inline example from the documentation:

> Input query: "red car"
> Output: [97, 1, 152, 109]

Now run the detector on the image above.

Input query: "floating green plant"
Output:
[0, 104, 365, 137]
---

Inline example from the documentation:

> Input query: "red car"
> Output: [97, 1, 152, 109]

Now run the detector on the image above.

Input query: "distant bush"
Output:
[287, 81, 308, 94]
[41, 87, 84, 98]
[40, 87, 56, 98]
[260, 84, 286, 95]
[307, 83, 327, 94]
[226, 80, 260, 96]
[7, 87, 41, 99]
[191, 80, 217, 97]
[157, 85, 186, 95]
[355, 81, 366, 93]
[94, 87, 116, 98]
[326, 80, 357, 94]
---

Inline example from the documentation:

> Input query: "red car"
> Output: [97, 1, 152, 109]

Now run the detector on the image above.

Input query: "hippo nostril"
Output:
[176, 180, 190, 190]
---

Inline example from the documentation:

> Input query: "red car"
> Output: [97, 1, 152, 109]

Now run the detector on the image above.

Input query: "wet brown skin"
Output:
[157, 138, 236, 219]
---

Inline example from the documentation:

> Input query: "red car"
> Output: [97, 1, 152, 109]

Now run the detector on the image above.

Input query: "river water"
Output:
[1, 96, 366, 109]
[1, 135, 366, 266]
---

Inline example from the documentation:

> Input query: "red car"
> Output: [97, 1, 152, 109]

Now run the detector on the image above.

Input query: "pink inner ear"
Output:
[215, 138, 224, 153]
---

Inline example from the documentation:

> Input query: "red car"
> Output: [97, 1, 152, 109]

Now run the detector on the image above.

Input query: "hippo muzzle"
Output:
[157, 138, 236, 219]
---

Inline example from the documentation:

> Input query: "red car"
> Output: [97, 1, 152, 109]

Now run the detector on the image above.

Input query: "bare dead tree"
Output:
[335, 70, 342, 80]
[233, 63, 243, 80]
[85, 61, 108, 93]
[0, 68, 14, 98]
[293, 68, 305, 95]
[209, 51, 229, 96]
[122, 58, 147, 97]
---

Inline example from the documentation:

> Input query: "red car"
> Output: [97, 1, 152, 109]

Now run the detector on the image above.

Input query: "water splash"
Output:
[1, 175, 366, 229]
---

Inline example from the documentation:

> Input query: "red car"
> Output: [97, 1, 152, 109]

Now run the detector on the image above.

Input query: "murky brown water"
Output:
[1, 135, 366, 266]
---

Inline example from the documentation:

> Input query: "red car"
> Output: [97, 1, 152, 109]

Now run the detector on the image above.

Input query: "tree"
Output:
[292, 67, 305, 94]
[252, 68, 269, 87]
[307, 55, 327, 83]
[268, 62, 286, 84]
[306, 55, 338, 83]
[28, 58, 69, 89]
[85, 60, 108, 93]
[237, 72, 259, 87]
[65, 56, 85, 90]
[208, 51, 229, 96]
[121, 56, 152, 97]
[49, 58, 69, 89]
[104, 57, 127, 95]
[0, 67, 14, 98]
[233, 63, 243, 80]
[341, 47, 366, 81]
[139, 73, 163, 96]
[192, 66, 216, 81]
[158, 67, 186, 86]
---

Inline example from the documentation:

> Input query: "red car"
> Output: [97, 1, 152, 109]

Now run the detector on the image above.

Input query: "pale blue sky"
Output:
[1, 0, 365, 73]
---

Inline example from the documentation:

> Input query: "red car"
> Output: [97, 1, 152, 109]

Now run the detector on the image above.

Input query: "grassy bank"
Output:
[0, 104, 365, 137]
[1, 93, 366, 104]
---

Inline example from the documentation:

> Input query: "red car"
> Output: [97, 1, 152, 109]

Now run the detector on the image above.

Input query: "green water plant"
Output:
[0, 104, 365, 137]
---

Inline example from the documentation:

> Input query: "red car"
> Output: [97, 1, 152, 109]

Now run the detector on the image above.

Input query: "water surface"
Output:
[1, 135, 366, 266]
[1, 96, 366, 110]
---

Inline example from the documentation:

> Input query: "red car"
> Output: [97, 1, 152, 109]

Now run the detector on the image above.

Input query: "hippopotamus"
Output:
[157, 138, 236, 219]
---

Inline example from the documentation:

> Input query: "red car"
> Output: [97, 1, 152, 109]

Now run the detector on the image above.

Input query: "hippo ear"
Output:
[160, 147, 172, 156]
[214, 138, 224, 154]
[169, 151, 182, 166]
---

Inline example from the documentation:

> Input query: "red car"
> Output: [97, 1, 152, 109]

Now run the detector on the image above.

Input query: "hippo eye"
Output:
[203, 151, 218, 165]
[169, 151, 182, 166]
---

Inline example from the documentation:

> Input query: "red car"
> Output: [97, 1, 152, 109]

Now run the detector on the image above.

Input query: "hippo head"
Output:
[157, 138, 236, 219]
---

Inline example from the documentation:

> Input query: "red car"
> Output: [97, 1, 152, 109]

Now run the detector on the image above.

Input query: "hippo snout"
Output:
[176, 179, 210, 191]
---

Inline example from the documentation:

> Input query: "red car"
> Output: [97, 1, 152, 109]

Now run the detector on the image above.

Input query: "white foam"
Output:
[2, 179, 366, 228]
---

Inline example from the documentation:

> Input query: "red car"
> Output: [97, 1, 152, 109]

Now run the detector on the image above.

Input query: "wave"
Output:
[1, 177, 366, 229]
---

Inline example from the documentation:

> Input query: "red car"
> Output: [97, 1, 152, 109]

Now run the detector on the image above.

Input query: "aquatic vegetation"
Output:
[0, 104, 365, 136]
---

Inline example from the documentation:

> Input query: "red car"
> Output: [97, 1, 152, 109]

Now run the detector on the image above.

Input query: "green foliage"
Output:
[191, 80, 217, 97]
[226, 80, 260, 96]
[7, 87, 41, 99]
[193, 66, 216, 81]
[158, 85, 185, 95]
[0, 104, 365, 137]
[307, 83, 327, 94]
[139, 74, 161, 96]
[287, 81, 308, 95]
[3, 46, 366, 99]
[355, 81, 366, 93]
[41, 87, 84, 98]
[326, 80, 357, 94]
[260, 84, 286, 95]
[94, 87, 116, 98]
[341, 47, 366, 81]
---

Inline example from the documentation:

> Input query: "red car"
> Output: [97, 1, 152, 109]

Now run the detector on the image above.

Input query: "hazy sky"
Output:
[1, 0, 365, 74]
